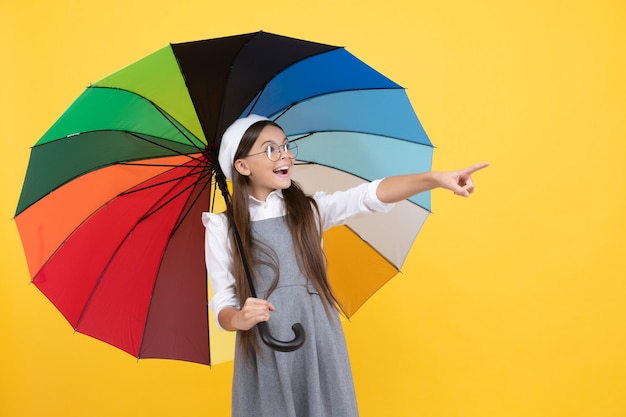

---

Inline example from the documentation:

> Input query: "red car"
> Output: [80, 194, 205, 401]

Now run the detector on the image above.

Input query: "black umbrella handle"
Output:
[258, 322, 306, 352]
[222, 192, 306, 352]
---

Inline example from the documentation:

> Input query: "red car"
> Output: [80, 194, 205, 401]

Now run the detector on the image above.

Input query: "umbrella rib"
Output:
[287, 132, 314, 142]
[168, 170, 213, 236]
[343, 225, 400, 270]
[91, 85, 205, 153]
[152, 104, 205, 153]
[125, 132, 207, 163]
[243, 85, 264, 118]
[137, 168, 210, 223]
[288, 129, 435, 148]
[268, 86, 407, 123]
[215, 37, 254, 139]
[119, 163, 208, 198]
[119, 161, 201, 168]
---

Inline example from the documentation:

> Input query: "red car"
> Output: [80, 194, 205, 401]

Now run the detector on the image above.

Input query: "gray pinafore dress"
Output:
[231, 216, 359, 417]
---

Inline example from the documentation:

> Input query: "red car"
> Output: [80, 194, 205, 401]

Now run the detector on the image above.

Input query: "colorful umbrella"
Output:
[14, 31, 433, 366]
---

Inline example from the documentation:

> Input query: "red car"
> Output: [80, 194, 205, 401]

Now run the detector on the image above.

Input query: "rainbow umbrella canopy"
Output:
[14, 31, 433, 366]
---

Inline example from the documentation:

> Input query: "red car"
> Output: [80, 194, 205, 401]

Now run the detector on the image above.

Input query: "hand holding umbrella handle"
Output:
[257, 321, 306, 352]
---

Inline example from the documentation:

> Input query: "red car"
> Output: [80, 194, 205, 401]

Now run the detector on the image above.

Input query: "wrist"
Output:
[427, 171, 443, 188]
[218, 306, 241, 332]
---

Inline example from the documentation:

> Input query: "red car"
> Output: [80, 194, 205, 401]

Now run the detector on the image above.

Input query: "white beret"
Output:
[218, 114, 269, 181]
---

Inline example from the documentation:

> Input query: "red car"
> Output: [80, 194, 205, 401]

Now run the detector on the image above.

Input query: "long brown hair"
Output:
[226, 120, 342, 356]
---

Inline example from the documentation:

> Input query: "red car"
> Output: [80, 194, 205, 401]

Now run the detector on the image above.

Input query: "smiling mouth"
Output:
[273, 166, 289, 176]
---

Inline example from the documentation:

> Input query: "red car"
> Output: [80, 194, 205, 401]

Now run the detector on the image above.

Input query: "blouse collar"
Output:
[248, 189, 284, 206]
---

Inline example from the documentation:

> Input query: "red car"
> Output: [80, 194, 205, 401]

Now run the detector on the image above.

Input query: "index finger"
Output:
[463, 162, 490, 175]
[246, 297, 269, 306]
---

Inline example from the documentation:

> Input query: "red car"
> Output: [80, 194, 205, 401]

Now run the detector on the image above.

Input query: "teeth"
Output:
[274, 166, 288, 172]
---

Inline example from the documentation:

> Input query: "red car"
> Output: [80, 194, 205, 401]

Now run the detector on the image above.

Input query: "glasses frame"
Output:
[245, 142, 298, 162]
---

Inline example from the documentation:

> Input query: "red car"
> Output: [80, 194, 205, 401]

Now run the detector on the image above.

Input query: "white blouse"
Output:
[202, 179, 394, 329]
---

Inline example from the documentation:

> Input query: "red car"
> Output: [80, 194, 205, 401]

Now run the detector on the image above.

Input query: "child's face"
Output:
[235, 125, 294, 201]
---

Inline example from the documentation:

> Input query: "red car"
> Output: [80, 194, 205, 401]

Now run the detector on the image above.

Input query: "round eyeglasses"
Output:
[245, 142, 298, 162]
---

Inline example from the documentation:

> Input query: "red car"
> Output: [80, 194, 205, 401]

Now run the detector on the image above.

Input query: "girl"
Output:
[203, 115, 488, 417]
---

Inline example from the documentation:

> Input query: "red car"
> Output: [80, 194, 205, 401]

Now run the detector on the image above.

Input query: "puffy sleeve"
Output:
[313, 179, 395, 231]
[202, 212, 239, 330]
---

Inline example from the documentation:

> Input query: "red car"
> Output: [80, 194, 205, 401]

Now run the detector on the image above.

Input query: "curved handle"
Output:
[257, 322, 306, 352]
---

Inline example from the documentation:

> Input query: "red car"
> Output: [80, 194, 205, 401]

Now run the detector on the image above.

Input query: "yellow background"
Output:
[2, 0, 625, 416]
